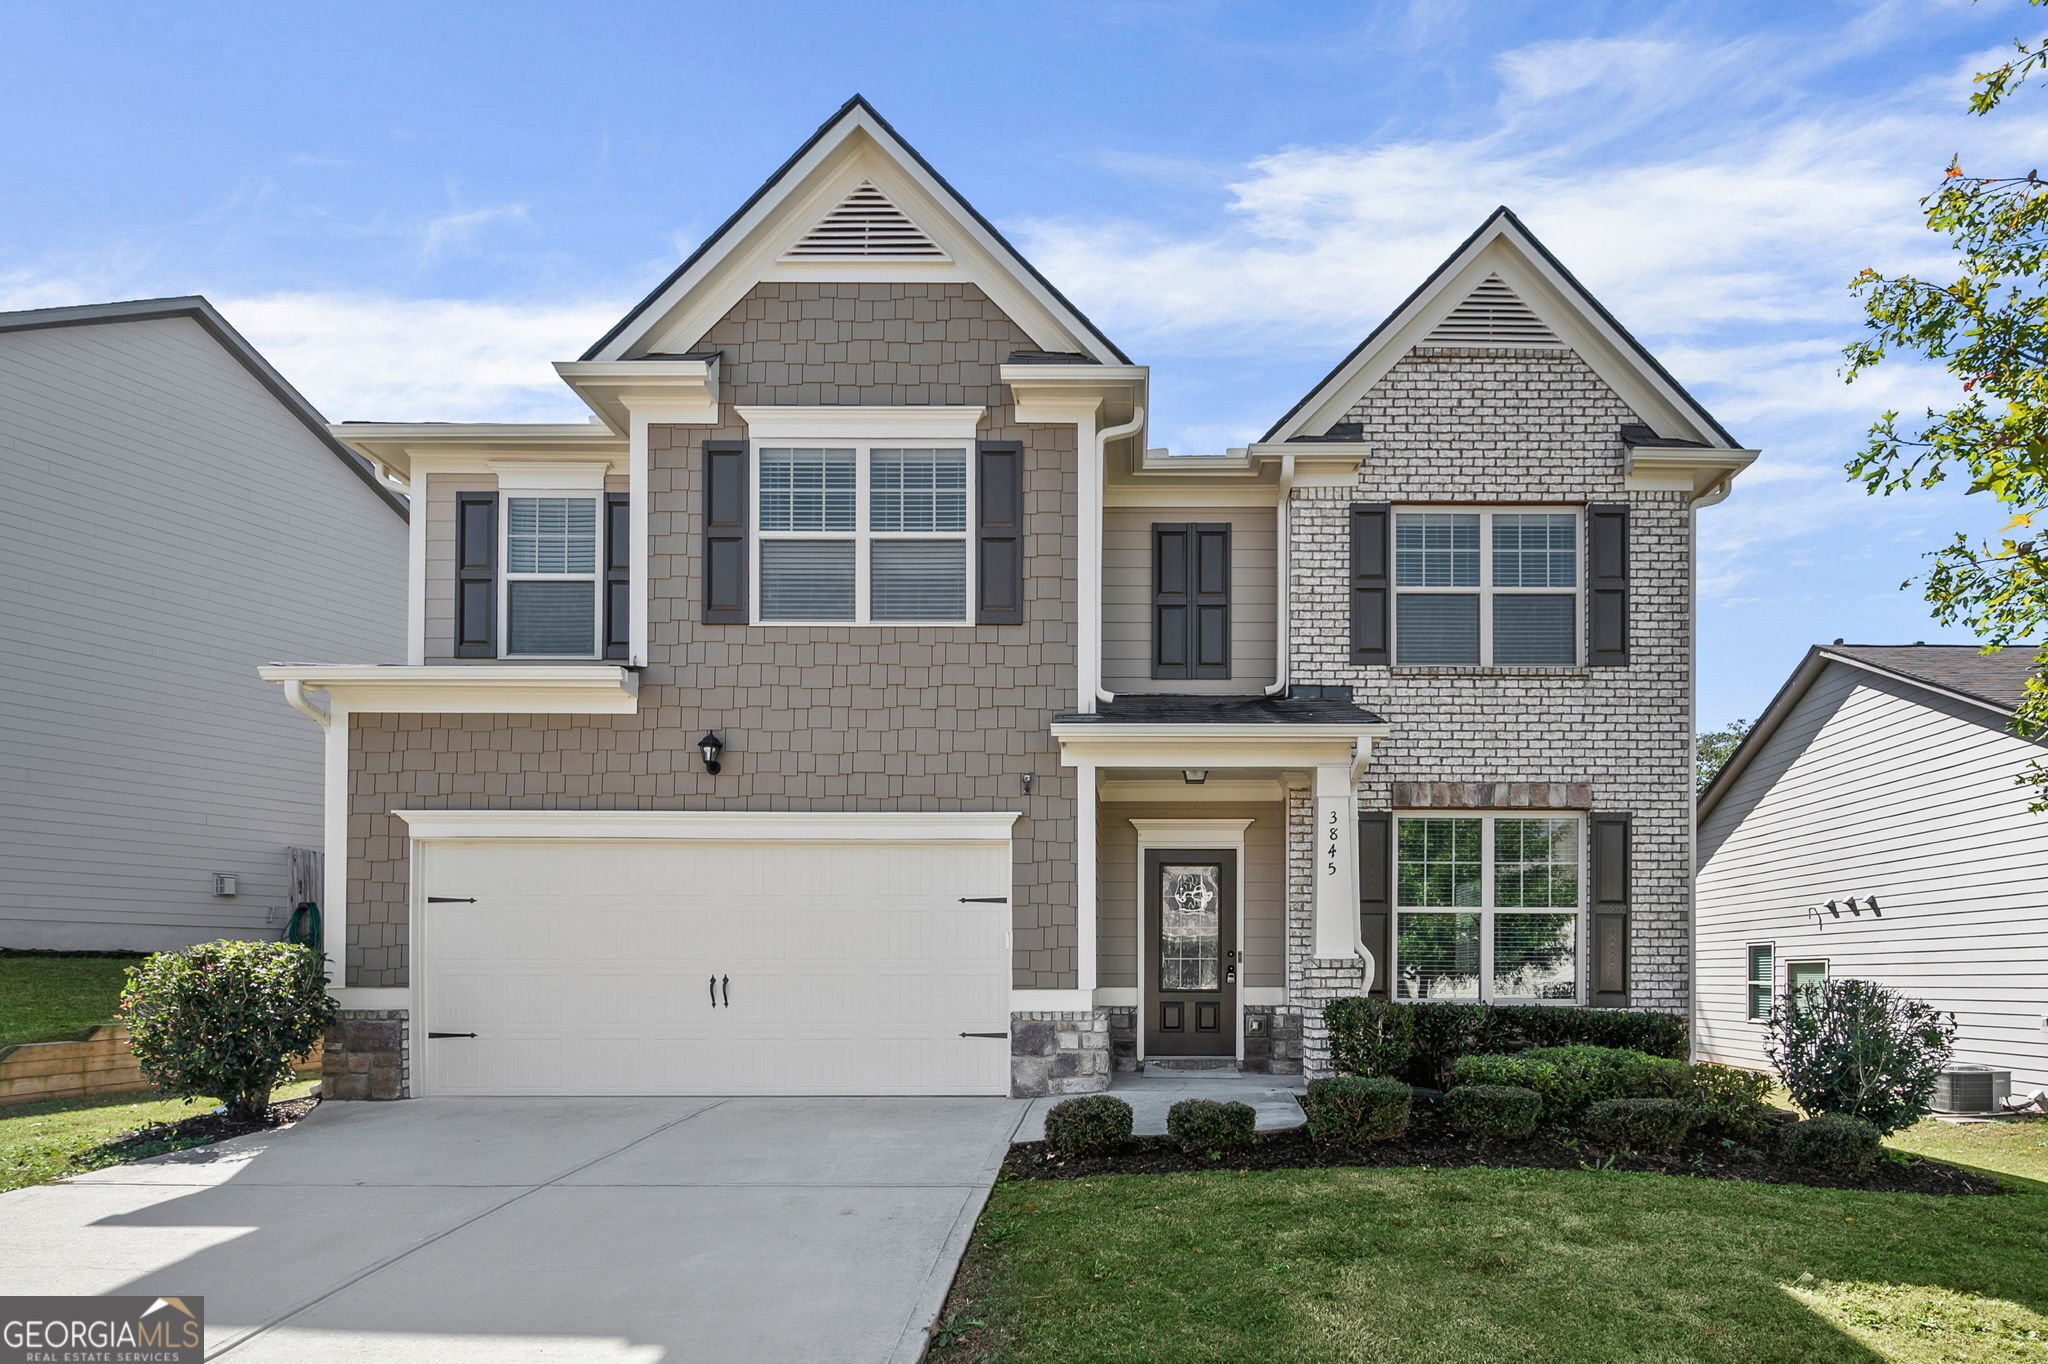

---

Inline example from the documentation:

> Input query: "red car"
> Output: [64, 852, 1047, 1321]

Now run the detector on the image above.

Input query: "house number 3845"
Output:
[1325, 809, 1340, 876]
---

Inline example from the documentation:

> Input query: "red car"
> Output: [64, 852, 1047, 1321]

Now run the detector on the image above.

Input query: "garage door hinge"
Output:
[427, 1032, 477, 1039]
[959, 1032, 1008, 1038]
[958, 896, 1007, 903]
[427, 896, 476, 904]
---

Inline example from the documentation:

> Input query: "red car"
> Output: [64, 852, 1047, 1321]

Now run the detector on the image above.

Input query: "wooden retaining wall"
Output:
[0, 1026, 322, 1106]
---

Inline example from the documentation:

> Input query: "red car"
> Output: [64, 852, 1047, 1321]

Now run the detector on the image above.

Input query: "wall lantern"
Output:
[697, 732, 725, 776]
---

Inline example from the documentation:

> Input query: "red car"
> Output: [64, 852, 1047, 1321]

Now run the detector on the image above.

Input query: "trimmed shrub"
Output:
[1041, 1094, 1133, 1158]
[1685, 1063, 1779, 1143]
[1583, 1097, 1694, 1155]
[1323, 998, 1689, 1089]
[1451, 1046, 1692, 1124]
[1166, 1099, 1258, 1156]
[1449, 1054, 1565, 1119]
[1303, 1076, 1411, 1145]
[120, 940, 336, 1123]
[1766, 978, 1956, 1136]
[1442, 1084, 1542, 1142]
[1780, 1113, 1882, 1175]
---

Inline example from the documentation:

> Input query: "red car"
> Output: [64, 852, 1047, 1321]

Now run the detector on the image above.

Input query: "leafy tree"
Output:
[1695, 719, 1751, 794]
[1765, 977, 1954, 1136]
[1844, 7, 2048, 800]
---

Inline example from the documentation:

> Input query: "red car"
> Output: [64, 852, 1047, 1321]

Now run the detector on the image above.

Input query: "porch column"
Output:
[1312, 759, 1359, 959]
[1074, 757, 1097, 993]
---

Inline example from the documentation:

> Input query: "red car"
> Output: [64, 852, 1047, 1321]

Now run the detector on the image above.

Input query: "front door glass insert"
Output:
[1159, 863, 1221, 990]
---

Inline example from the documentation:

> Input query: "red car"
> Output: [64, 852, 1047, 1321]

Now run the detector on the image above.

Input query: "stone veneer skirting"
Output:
[320, 1009, 409, 1100]
[1010, 1011, 1112, 1098]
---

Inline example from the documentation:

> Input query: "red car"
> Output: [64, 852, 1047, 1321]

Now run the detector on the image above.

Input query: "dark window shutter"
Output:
[976, 440, 1024, 625]
[702, 440, 749, 625]
[453, 491, 498, 658]
[1587, 504, 1629, 666]
[1358, 811, 1393, 998]
[1151, 524, 1231, 679]
[1589, 811, 1631, 1006]
[1350, 503, 1391, 666]
[603, 491, 630, 660]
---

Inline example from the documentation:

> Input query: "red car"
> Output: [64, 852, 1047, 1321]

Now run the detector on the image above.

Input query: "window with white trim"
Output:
[503, 495, 599, 656]
[755, 443, 971, 623]
[1746, 944, 1776, 1021]
[1393, 508, 1579, 665]
[1393, 813, 1582, 1002]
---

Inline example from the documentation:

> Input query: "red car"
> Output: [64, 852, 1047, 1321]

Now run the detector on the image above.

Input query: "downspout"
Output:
[1264, 454, 1296, 696]
[1691, 473, 1734, 509]
[1351, 735, 1376, 982]
[282, 679, 331, 729]
[1092, 404, 1146, 708]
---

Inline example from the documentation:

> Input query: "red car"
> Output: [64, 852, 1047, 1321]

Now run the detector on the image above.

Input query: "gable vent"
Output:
[1424, 274, 1559, 346]
[782, 182, 948, 260]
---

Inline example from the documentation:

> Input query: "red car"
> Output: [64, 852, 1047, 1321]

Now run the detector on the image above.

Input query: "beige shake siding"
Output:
[348, 282, 1079, 990]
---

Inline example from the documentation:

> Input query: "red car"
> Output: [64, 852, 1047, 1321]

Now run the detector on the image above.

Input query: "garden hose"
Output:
[284, 901, 322, 950]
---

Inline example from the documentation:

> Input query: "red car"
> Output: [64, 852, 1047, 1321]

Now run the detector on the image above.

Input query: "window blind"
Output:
[1396, 593, 1480, 664]
[760, 539, 855, 620]
[506, 580, 596, 655]
[870, 540, 965, 620]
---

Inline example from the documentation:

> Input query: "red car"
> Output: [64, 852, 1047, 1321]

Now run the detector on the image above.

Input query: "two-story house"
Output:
[266, 97, 1754, 1101]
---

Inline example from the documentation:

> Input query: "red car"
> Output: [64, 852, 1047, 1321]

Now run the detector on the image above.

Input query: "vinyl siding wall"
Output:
[1102, 506, 1275, 694]
[1696, 661, 2048, 1092]
[0, 315, 407, 950]
[1096, 800, 1286, 991]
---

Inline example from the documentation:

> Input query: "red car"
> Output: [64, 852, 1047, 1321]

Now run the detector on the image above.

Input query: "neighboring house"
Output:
[266, 97, 1754, 1101]
[1, 298, 408, 951]
[1696, 644, 2048, 1094]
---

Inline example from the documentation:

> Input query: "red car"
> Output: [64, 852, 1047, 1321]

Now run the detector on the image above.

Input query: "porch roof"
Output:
[1053, 693, 1386, 727]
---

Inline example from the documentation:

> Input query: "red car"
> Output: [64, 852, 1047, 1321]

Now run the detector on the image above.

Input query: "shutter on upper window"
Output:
[1587, 504, 1629, 667]
[453, 491, 498, 658]
[1152, 523, 1230, 679]
[603, 491, 630, 660]
[975, 440, 1024, 625]
[1350, 503, 1392, 666]
[702, 440, 749, 624]
[1589, 811, 1631, 1006]
[1358, 811, 1393, 998]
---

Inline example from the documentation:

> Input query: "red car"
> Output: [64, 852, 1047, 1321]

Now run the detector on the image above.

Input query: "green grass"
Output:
[947, 1118, 2048, 1363]
[0, 953, 147, 1049]
[0, 1079, 319, 1195]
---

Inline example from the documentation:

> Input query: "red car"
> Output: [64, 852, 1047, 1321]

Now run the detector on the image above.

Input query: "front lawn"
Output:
[0, 951, 147, 1048]
[942, 1118, 2048, 1363]
[0, 1080, 318, 1195]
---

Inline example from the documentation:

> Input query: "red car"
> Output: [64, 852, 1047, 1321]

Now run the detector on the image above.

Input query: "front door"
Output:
[1143, 849, 1237, 1057]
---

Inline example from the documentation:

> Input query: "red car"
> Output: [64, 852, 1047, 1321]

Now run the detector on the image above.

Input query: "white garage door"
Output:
[415, 836, 1011, 1096]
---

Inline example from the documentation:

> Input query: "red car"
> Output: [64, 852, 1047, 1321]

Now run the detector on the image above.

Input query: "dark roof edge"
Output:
[580, 95, 1130, 365]
[1696, 645, 2035, 819]
[1262, 206, 1741, 447]
[0, 296, 408, 520]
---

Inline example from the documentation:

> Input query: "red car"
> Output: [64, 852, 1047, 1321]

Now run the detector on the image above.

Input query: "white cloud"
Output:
[419, 203, 532, 264]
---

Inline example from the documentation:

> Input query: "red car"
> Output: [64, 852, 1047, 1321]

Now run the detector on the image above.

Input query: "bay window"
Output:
[1393, 508, 1580, 665]
[503, 495, 600, 656]
[756, 444, 971, 623]
[1394, 812, 1583, 1002]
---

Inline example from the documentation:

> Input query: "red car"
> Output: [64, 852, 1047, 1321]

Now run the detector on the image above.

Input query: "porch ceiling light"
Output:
[1183, 769, 1207, 785]
[698, 732, 725, 776]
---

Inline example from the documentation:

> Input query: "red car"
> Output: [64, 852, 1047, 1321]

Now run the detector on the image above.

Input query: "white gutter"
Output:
[1091, 404, 1146, 709]
[281, 679, 330, 729]
[1265, 454, 1296, 696]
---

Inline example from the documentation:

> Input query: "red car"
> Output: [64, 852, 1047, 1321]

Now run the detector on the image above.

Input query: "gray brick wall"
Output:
[346, 282, 1079, 989]
[1285, 345, 1695, 1070]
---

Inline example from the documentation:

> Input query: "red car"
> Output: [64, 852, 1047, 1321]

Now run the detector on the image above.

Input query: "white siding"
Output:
[1103, 506, 1275, 694]
[0, 315, 407, 950]
[1696, 661, 2048, 1092]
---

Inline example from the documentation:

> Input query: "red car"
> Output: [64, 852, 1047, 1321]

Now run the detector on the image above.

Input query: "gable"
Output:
[584, 97, 1126, 364]
[1264, 207, 1738, 448]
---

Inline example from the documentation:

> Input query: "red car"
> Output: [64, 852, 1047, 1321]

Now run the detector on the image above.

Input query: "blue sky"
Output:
[4, 0, 2043, 724]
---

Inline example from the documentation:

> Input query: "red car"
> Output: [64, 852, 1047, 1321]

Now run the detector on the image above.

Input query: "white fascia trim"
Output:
[1099, 777, 1286, 803]
[259, 664, 639, 715]
[1129, 817, 1254, 842]
[553, 360, 719, 435]
[395, 809, 1022, 843]
[1053, 722, 1390, 743]
[733, 404, 986, 441]
[1624, 445, 1760, 501]
[334, 424, 624, 481]
[488, 461, 610, 491]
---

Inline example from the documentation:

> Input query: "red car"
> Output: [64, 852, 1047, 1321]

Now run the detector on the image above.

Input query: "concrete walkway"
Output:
[1015, 1068, 1307, 1141]
[0, 1096, 1023, 1363]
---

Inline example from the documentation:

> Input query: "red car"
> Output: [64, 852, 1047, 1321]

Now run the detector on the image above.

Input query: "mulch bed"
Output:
[1005, 1113, 2002, 1196]
[90, 1094, 320, 1165]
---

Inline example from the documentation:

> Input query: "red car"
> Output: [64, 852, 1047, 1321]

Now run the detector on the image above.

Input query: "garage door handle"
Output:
[721, 975, 730, 1008]
[709, 975, 718, 1008]
[428, 1032, 477, 1039]
[959, 1032, 1007, 1038]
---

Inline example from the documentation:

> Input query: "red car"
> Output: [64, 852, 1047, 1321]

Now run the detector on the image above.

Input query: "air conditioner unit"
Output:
[1932, 1064, 2011, 1117]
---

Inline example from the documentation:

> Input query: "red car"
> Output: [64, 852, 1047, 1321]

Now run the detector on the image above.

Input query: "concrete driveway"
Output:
[0, 1096, 1023, 1363]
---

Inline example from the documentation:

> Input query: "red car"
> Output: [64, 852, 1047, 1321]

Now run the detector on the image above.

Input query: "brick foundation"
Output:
[320, 1009, 409, 1100]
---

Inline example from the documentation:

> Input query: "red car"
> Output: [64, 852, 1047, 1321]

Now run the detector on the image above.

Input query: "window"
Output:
[1747, 944, 1776, 1021]
[503, 496, 599, 656]
[755, 444, 970, 623]
[1786, 960, 1827, 1015]
[1393, 813, 1582, 1002]
[1393, 509, 1579, 665]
